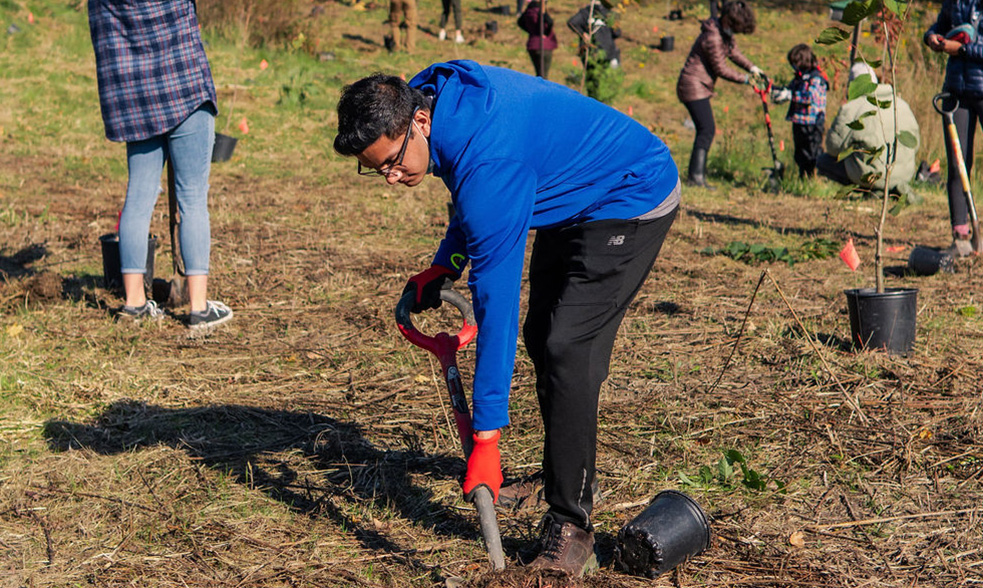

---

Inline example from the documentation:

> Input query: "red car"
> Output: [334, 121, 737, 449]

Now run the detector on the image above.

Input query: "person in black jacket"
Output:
[567, 0, 620, 68]
[925, 0, 983, 257]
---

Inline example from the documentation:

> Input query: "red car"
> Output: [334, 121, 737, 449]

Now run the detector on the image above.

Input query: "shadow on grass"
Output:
[0, 243, 47, 280]
[684, 208, 830, 239]
[43, 401, 518, 562]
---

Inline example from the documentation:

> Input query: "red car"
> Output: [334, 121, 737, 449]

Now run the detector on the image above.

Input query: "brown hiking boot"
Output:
[527, 516, 598, 577]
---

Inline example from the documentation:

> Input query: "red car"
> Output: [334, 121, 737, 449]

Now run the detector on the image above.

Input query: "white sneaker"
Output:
[438, 28, 447, 40]
[454, 31, 465, 43]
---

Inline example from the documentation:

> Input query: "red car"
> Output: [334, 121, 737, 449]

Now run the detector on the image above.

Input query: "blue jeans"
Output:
[119, 104, 215, 276]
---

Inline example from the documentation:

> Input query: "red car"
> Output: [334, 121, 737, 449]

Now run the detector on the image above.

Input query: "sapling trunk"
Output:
[874, 10, 904, 294]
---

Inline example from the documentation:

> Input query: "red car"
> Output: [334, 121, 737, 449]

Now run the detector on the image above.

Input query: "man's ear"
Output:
[414, 108, 432, 138]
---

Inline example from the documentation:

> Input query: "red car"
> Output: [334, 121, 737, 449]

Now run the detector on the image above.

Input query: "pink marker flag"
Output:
[260, 59, 269, 70]
[839, 238, 861, 271]
[627, 105, 633, 116]
[779, 139, 785, 151]
[28, 12, 34, 23]
[238, 117, 249, 134]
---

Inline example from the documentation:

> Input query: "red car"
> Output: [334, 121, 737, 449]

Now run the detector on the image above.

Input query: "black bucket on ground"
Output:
[614, 490, 711, 579]
[659, 35, 674, 51]
[907, 246, 955, 276]
[212, 133, 238, 162]
[844, 287, 918, 354]
[100, 233, 156, 294]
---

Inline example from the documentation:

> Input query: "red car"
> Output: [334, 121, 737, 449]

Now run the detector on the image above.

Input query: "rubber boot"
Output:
[686, 148, 715, 190]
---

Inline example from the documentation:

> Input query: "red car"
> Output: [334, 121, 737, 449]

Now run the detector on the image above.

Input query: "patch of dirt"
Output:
[25, 271, 63, 302]
[466, 567, 635, 588]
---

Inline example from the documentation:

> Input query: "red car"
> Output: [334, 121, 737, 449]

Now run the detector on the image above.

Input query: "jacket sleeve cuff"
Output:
[471, 398, 511, 432]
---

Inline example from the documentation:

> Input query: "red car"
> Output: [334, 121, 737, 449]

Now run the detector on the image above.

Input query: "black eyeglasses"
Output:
[358, 108, 420, 178]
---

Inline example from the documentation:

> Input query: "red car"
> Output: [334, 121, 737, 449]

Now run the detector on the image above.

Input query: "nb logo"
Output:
[607, 235, 625, 246]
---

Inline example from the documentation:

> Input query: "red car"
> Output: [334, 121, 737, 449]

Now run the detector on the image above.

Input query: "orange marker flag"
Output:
[28, 12, 34, 24]
[628, 105, 633, 116]
[839, 238, 861, 271]
[929, 158, 941, 174]
[400, 73, 406, 81]
[238, 117, 249, 134]
[652, 26, 658, 32]
[723, 105, 729, 113]
[886, 245, 906, 253]
[259, 59, 269, 70]
[779, 139, 785, 151]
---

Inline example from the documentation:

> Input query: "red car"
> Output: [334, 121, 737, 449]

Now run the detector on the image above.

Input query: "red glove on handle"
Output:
[404, 265, 458, 313]
[463, 431, 504, 503]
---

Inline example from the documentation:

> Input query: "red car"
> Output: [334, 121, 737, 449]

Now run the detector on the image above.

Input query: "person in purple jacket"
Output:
[334, 60, 679, 576]
[518, 0, 559, 79]
[88, 0, 232, 331]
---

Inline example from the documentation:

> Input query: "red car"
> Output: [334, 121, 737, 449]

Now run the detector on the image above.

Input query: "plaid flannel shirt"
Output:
[89, 0, 217, 143]
[786, 69, 827, 126]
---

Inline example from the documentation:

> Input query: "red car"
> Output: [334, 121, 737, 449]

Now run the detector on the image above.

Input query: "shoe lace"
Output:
[538, 522, 567, 562]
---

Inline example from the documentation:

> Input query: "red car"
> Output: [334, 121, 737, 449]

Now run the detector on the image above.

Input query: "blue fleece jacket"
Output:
[409, 60, 678, 431]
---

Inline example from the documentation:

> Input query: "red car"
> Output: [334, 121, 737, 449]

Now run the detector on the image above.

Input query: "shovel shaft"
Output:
[944, 116, 983, 253]
[395, 290, 505, 571]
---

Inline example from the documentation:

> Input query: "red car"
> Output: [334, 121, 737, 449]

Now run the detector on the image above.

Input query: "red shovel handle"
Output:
[395, 289, 477, 355]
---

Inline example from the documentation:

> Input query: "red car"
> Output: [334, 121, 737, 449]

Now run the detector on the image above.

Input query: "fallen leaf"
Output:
[789, 530, 805, 548]
[6, 324, 24, 337]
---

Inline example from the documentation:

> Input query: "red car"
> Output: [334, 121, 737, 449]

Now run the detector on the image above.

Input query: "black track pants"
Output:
[942, 94, 983, 229]
[683, 98, 715, 152]
[521, 206, 678, 530]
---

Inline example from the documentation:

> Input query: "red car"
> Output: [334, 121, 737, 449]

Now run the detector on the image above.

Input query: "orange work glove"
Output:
[463, 431, 504, 503]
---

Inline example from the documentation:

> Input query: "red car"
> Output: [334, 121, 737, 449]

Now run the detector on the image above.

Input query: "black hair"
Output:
[334, 73, 429, 156]
[787, 43, 817, 72]
[720, 0, 756, 34]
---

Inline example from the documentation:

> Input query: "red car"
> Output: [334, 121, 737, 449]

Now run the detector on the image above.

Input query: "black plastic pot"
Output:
[659, 35, 674, 51]
[100, 233, 156, 294]
[212, 133, 238, 162]
[907, 246, 955, 276]
[844, 287, 917, 354]
[614, 490, 711, 579]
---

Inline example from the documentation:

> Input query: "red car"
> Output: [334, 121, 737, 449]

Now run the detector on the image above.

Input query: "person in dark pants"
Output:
[776, 43, 827, 178]
[676, 0, 762, 188]
[438, 0, 465, 43]
[925, 0, 983, 257]
[334, 61, 679, 577]
[518, 0, 558, 79]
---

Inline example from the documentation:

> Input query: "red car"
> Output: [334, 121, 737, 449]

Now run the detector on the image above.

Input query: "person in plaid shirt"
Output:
[89, 0, 232, 331]
[774, 44, 828, 178]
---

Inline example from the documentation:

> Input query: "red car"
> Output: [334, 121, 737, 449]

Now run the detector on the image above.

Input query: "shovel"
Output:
[395, 289, 506, 572]
[752, 75, 784, 193]
[934, 92, 983, 254]
[165, 159, 190, 306]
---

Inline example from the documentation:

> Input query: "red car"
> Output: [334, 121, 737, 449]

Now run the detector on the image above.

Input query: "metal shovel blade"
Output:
[472, 486, 505, 570]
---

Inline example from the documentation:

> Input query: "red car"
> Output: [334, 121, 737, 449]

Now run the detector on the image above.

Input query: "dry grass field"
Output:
[1, 0, 982, 586]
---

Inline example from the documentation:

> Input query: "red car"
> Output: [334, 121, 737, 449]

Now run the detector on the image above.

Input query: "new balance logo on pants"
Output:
[607, 235, 625, 246]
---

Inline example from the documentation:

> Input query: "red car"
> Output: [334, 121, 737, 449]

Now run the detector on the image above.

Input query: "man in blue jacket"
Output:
[334, 60, 679, 576]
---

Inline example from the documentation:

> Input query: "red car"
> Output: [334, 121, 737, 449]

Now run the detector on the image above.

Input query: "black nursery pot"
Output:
[844, 287, 918, 354]
[907, 246, 955, 276]
[212, 132, 238, 162]
[100, 233, 156, 294]
[659, 35, 674, 51]
[614, 490, 711, 579]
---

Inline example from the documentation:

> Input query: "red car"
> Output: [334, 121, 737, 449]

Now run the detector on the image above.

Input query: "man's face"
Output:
[356, 108, 432, 187]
